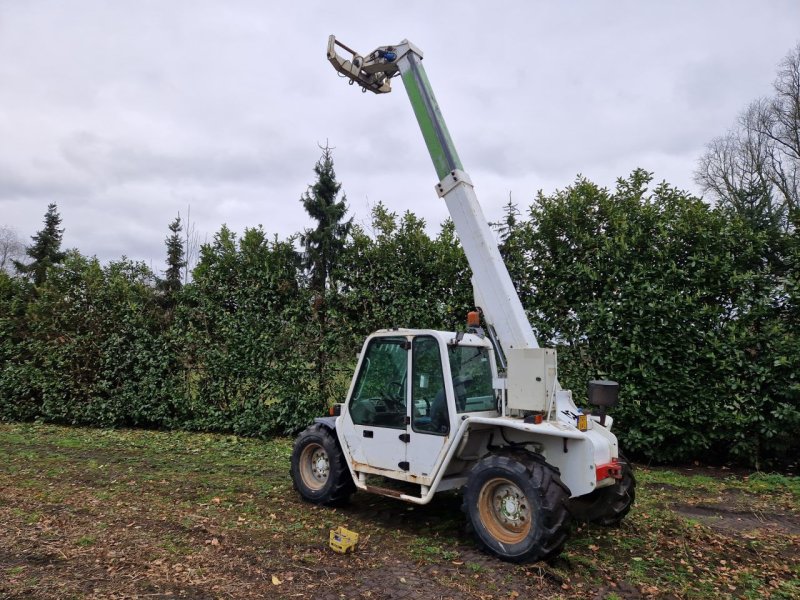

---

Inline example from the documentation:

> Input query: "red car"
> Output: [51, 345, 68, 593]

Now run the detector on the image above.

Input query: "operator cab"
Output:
[339, 329, 498, 485]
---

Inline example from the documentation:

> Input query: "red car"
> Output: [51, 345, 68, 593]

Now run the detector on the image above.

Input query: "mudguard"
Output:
[314, 416, 339, 431]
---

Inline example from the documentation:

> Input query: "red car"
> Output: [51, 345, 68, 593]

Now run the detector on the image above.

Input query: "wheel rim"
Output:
[477, 477, 532, 544]
[299, 443, 330, 491]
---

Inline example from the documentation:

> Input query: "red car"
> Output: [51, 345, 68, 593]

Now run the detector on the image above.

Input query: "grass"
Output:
[0, 422, 798, 599]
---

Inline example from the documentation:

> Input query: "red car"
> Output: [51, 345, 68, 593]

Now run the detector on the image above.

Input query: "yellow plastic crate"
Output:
[329, 526, 359, 554]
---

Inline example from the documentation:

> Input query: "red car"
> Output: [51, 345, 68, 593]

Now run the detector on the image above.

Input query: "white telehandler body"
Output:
[290, 37, 635, 562]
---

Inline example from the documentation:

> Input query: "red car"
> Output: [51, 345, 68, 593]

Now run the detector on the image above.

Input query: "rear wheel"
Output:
[463, 452, 571, 563]
[568, 454, 635, 526]
[291, 424, 355, 505]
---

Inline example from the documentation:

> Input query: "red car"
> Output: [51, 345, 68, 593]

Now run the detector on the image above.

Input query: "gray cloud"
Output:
[1, 0, 798, 273]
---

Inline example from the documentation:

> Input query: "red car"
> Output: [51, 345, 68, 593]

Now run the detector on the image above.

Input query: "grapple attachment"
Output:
[326, 35, 401, 94]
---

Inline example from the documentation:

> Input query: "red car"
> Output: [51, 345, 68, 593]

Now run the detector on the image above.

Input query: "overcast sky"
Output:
[1, 0, 799, 274]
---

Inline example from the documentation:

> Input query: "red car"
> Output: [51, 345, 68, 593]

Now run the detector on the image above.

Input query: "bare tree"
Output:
[696, 43, 800, 228]
[762, 44, 800, 211]
[182, 205, 200, 284]
[0, 225, 25, 274]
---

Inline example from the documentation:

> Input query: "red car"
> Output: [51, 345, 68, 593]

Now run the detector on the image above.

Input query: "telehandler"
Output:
[290, 36, 635, 562]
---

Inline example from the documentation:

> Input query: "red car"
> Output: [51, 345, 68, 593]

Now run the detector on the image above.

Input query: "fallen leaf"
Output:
[588, 544, 600, 551]
[272, 575, 282, 585]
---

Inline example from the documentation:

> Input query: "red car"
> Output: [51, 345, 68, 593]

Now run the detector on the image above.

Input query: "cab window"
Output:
[448, 345, 495, 413]
[411, 336, 449, 435]
[348, 337, 408, 429]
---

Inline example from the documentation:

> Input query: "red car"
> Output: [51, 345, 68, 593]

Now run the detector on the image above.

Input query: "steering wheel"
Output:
[380, 381, 405, 412]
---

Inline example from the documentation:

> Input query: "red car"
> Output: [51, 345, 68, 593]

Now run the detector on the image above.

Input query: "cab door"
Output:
[342, 335, 409, 474]
[407, 335, 451, 479]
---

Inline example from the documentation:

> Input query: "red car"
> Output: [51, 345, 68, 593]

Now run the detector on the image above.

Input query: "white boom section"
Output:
[433, 168, 539, 352]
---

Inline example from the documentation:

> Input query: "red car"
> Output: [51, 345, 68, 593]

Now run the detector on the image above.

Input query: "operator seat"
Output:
[428, 378, 467, 434]
[428, 388, 448, 433]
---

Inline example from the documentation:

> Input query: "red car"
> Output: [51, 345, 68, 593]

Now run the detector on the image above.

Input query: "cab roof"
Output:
[369, 328, 491, 347]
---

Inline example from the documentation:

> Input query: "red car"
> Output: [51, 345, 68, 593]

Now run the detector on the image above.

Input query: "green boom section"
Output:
[400, 55, 463, 180]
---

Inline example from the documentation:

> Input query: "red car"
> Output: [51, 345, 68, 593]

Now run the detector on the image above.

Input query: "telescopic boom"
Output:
[327, 35, 540, 357]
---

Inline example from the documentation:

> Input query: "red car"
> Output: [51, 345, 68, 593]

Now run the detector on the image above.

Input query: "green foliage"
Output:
[176, 226, 316, 435]
[519, 170, 799, 466]
[1, 252, 180, 426]
[0, 271, 37, 420]
[337, 204, 471, 336]
[1, 167, 797, 467]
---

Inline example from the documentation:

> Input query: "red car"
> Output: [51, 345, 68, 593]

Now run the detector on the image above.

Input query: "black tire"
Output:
[290, 424, 355, 506]
[463, 452, 571, 563]
[568, 454, 635, 526]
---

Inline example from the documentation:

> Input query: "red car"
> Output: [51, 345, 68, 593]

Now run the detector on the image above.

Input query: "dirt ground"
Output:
[1, 424, 798, 599]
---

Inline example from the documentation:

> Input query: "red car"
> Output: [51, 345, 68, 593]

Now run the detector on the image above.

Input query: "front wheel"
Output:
[568, 454, 635, 526]
[290, 424, 355, 506]
[463, 453, 571, 563]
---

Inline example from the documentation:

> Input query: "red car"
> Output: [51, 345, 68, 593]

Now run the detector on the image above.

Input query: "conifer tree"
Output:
[300, 144, 352, 293]
[161, 215, 186, 299]
[300, 145, 352, 410]
[493, 196, 530, 307]
[15, 203, 66, 285]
